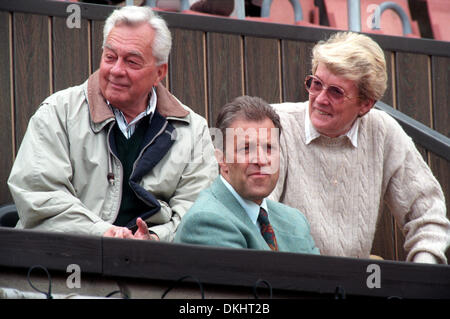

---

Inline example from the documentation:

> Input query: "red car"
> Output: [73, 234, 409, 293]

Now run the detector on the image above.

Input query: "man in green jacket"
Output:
[7, 6, 217, 242]
[175, 96, 319, 254]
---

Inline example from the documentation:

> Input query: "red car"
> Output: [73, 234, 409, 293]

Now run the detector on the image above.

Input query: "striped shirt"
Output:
[108, 87, 157, 139]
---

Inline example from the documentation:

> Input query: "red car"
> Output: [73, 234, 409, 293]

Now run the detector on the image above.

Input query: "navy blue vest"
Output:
[108, 109, 176, 229]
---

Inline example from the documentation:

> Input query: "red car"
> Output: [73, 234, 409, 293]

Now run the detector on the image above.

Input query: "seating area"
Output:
[322, 0, 420, 37]
[425, 0, 450, 41]
[0, 2, 448, 300]
[62, 0, 449, 41]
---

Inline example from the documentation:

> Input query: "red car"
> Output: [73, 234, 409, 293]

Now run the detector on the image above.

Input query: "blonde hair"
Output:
[103, 6, 172, 65]
[311, 32, 387, 101]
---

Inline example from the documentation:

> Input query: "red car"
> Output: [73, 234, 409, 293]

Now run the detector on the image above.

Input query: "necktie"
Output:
[258, 208, 278, 251]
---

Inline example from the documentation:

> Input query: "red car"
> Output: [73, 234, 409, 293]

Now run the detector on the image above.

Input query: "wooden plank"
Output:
[431, 56, 449, 138]
[169, 28, 207, 118]
[91, 20, 104, 73]
[244, 36, 281, 104]
[52, 17, 90, 92]
[13, 13, 51, 147]
[0, 228, 102, 273]
[281, 40, 314, 103]
[206, 32, 243, 126]
[394, 52, 432, 260]
[371, 51, 394, 259]
[395, 52, 431, 126]
[0, 12, 13, 205]
[430, 55, 449, 215]
[102, 237, 450, 299]
[370, 204, 395, 261]
[373, 52, 396, 260]
[429, 153, 450, 262]
[430, 55, 450, 262]
[380, 50, 394, 106]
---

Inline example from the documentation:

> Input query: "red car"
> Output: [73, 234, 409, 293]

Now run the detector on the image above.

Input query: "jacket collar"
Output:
[210, 177, 257, 230]
[219, 175, 267, 226]
[86, 70, 189, 132]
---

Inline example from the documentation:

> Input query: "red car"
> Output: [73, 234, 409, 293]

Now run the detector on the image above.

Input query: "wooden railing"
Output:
[1, 227, 449, 299]
[0, 0, 448, 262]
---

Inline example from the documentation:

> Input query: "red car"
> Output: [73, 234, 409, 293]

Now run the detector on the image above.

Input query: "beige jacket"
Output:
[8, 71, 218, 241]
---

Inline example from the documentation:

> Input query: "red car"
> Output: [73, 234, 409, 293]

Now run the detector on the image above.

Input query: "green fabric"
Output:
[113, 119, 150, 227]
[174, 177, 320, 254]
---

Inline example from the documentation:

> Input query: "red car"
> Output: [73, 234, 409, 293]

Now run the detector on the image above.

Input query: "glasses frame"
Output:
[304, 75, 355, 104]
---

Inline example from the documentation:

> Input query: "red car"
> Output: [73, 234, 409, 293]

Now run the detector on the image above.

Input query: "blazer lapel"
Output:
[209, 177, 271, 252]
[210, 177, 258, 230]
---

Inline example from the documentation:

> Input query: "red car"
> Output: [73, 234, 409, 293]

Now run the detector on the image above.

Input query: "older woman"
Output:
[270, 32, 449, 264]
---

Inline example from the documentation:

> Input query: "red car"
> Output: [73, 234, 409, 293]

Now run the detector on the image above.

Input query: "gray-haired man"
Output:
[8, 6, 218, 241]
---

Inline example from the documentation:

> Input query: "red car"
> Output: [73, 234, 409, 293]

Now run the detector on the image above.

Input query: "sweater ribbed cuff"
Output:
[412, 251, 439, 264]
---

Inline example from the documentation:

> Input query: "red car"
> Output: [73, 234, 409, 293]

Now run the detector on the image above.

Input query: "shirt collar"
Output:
[108, 87, 157, 139]
[220, 175, 268, 225]
[304, 106, 360, 147]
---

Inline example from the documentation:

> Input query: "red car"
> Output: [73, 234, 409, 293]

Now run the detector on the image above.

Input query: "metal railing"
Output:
[375, 101, 450, 161]
[371, 1, 413, 35]
[131, 0, 415, 36]
[347, 0, 413, 35]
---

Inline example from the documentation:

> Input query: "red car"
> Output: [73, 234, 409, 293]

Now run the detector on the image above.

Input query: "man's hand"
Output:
[134, 217, 159, 240]
[103, 225, 134, 239]
[103, 218, 159, 241]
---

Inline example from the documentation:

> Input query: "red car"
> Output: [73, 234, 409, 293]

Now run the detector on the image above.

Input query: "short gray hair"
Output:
[103, 6, 172, 65]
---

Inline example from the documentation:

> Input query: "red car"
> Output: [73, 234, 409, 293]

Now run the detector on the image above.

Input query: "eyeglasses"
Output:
[304, 75, 353, 105]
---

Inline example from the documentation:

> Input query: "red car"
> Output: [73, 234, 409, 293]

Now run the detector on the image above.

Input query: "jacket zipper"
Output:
[130, 120, 169, 207]
[106, 122, 124, 223]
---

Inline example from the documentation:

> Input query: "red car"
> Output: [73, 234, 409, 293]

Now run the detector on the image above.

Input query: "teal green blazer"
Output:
[174, 177, 320, 254]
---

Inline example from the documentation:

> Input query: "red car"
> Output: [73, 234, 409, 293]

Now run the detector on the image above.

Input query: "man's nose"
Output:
[252, 146, 270, 166]
[110, 58, 126, 75]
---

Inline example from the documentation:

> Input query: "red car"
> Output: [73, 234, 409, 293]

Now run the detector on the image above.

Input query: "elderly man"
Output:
[8, 6, 217, 241]
[174, 96, 319, 254]
[270, 32, 449, 263]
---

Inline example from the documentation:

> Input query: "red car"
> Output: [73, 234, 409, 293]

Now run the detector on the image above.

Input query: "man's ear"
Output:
[154, 63, 168, 86]
[215, 148, 228, 174]
[358, 98, 375, 117]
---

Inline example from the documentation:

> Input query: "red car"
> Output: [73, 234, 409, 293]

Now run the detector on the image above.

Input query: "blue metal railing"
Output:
[370, 1, 413, 35]
[347, 0, 361, 32]
[347, 0, 413, 36]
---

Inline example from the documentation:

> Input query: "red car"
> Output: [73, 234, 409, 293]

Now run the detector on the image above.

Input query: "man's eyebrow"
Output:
[103, 43, 115, 52]
[103, 43, 144, 59]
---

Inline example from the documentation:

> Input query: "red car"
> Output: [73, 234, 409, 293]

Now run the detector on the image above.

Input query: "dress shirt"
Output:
[109, 87, 157, 139]
[304, 108, 360, 147]
[220, 175, 268, 230]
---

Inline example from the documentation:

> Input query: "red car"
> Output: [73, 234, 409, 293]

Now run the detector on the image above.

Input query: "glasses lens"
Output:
[327, 86, 345, 102]
[305, 76, 322, 94]
[305, 75, 347, 104]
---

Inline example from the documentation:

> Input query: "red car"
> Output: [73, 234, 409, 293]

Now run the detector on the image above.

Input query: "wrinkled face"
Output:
[218, 118, 280, 205]
[99, 23, 167, 117]
[308, 63, 373, 137]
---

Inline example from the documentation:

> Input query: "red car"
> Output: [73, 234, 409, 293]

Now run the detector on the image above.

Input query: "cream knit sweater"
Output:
[270, 102, 449, 263]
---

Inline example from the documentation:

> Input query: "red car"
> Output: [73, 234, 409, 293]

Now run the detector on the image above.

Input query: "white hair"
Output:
[103, 6, 172, 65]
